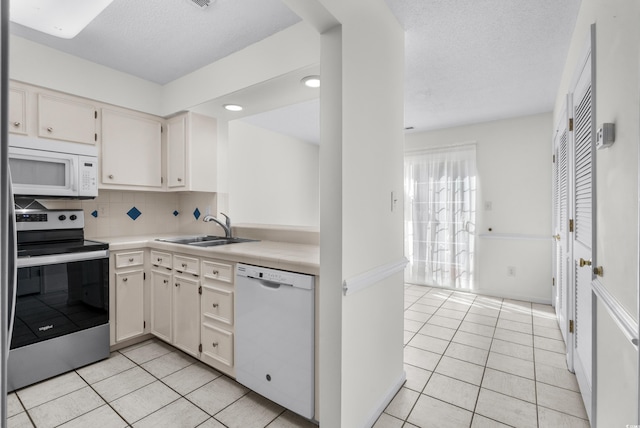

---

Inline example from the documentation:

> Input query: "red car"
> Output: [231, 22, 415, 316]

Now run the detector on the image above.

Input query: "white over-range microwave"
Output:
[9, 135, 98, 199]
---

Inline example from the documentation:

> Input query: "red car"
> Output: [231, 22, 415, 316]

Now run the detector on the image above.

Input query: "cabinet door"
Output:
[38, 94, 96, 144]
[9, 87, 27, 135]
[150, 269, 172, 343]
[173, 274, 200, 357]
[101, 108, 162, 188]
[166, 115, 187, 189]
[115, 269, 145, 342]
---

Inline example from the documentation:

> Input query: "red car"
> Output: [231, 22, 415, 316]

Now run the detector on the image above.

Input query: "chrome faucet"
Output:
[202, 212, 232, 238]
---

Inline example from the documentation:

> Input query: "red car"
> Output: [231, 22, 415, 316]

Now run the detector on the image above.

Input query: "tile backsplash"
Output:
[40, 190, 228, 239]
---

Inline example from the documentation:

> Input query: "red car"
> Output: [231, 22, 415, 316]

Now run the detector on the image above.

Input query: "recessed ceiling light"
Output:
[301, 76, 321, 88]
[10, 0, 114, 39]
[224, 104, 243, 112]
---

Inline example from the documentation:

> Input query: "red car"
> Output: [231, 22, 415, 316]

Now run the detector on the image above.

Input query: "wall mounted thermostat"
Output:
[596, 123, 615, 150]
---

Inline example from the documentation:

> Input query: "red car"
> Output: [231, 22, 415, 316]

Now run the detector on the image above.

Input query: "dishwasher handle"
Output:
[258, 279, 286, 289]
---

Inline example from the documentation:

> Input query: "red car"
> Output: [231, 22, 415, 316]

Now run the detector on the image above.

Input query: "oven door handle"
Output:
[17, 250, 109, 268]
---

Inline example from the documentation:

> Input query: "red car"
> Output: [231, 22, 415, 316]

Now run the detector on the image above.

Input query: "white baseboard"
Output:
[405, 282, 553, 305]
[362, 371, 406, 428]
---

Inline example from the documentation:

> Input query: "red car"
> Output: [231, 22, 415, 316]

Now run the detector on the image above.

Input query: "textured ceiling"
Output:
[10, 0, 301, 84]
[387, 0, 581, 131]
[9, 0, 581, 139]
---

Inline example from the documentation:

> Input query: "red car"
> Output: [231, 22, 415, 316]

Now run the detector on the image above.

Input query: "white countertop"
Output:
[94, 234, 320, 276]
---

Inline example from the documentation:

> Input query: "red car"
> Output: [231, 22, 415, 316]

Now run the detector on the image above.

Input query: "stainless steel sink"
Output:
[156, 235, 257, 247]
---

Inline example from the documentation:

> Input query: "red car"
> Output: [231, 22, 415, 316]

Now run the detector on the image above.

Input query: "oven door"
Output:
[8, 147, 78, 198]
[12, 250, 109, 349]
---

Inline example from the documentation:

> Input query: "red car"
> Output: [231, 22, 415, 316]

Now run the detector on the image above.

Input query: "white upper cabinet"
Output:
[101, 108, 162, 188]
[38, 93, 97, 144]
[9, 87, 27, 135]
[166, 112, 218, 192]
[166, 114, 187, 188]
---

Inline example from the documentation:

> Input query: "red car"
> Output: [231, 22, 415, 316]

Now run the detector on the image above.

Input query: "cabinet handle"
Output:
[108, 174, 114, 179]
[157, 258, 162, 263]
[177, 178, 182, 182]
[163, 279, 168, 284]
[46, 127, 53, 133]
[175, 282, 180, 287]
[12, 121, 20, 127]
[212, 270, 219, 275]
[212, 342, 218, 348]
[212, 303, 219, 308]
[129, 258, 134, 262]
[123, 277, 128, 282]
[182, 263, 187, 268]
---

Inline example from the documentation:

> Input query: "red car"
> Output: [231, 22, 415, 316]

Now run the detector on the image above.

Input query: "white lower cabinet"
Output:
[200, 259, 235, 374]
[201, 323, 234, 368]
[145, 250, 236, 376]
[150, 250, 173, 343]
[172, 273, 201, 357]
[150, 268, 172, 343]
[115, 270, 145, 342]
[111, 250, 146, 344]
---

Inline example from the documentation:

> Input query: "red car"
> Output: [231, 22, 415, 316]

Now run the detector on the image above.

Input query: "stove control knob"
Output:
[58, 215, 67, 221]
[70, 215, 77, 221]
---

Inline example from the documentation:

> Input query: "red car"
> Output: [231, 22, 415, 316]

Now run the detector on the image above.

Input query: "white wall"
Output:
[553, 0, 640, 424]
[10, 36, 163, 115]
[227, 120, 319, 227]
[312, 1, 406, 426]
[10, 23, 319, 118]
[405, 113, 553, 303]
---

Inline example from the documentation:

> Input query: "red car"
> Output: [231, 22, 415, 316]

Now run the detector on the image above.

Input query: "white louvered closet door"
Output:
[553, 104, 572, 362]
[571, 49, 594, 421]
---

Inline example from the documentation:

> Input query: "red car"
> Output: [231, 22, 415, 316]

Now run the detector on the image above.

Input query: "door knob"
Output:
[579, 258, 592, 267]
[553, 234, 561, 241]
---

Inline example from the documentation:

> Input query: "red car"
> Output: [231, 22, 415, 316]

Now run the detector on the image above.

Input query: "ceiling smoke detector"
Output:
[188, 0, 214, 8]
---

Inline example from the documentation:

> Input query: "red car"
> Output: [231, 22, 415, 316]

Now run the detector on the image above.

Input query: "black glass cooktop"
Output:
[17, 239, 109, 258]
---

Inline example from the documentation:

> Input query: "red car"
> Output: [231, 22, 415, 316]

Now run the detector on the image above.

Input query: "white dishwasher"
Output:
[235, 264, 315, 419]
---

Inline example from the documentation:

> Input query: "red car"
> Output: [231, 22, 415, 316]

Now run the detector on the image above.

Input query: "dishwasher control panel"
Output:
[236, 264, 314, 290]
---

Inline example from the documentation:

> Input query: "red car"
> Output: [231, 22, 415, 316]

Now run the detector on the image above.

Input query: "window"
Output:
[404, 144, 477, 288]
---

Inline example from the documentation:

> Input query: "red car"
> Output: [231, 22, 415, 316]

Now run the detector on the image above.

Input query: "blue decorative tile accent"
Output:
[173, 210, 179, 217]
[127, 206, 142, 221]
[193, 208, 201, 220]
[91, 210, 98, 218]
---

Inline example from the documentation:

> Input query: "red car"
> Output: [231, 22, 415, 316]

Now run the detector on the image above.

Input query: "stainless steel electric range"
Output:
[8, 203, 110, 392]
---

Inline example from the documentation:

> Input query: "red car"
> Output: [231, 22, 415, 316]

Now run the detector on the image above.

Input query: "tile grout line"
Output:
[397, 285, 588, 428]
[531, 303, 541, 428]
[397, 287, 450, 425]
[468, 295, 503, 427]
[11, 391, 37, 428]
[410, 290, 483, 426]
[123, 344, 254, 427]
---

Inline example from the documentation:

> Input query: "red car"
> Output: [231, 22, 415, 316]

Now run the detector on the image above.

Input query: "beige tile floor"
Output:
[374, 284, 590, 428]
[6, 339, 317, 428]
[6, 284, 589, 428]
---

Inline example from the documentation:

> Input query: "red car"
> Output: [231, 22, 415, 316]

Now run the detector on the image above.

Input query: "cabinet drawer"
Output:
[202, 260, 233, 283]
[201, 323, 233, 367]
[174, 255, 199, 276]
[150, 250, 172, 269]
[115, 251, 144, 268]
[201, 285, 233, 325]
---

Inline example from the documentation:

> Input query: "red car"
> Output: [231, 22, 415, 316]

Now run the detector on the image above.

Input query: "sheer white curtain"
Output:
[404, 144, 476, 288]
